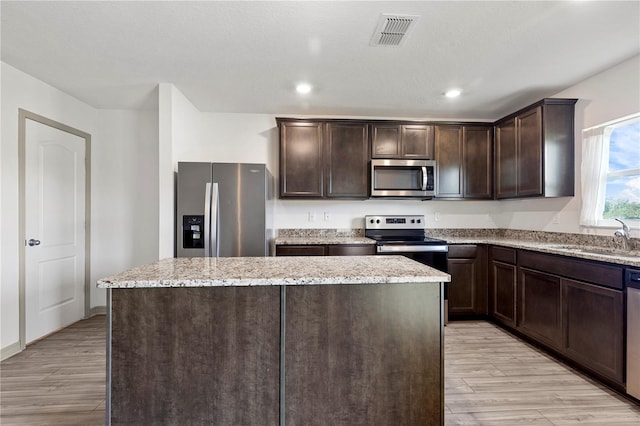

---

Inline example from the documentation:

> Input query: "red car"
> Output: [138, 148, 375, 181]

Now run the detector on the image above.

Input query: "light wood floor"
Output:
[445, 321, 640, 425]
[0, 316, 105, 425]
[1, 317, 639, 425]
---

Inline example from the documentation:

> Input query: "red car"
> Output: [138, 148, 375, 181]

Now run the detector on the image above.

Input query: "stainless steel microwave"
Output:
[370, 159, 436, 198]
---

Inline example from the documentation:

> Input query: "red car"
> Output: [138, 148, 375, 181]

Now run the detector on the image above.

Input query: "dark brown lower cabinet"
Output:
[110, 287, 280, 426]
[563, 279, 624, 385]
[518, 268, 562, 350]
[516, 250, 625, 388]
[276, 244, 375, 256]
[285, 283, 443, 425]
[489, 246, 518, 328]
[276, 244, 327, 256]
[326, 244, 376, 256]
[109, 281, 444, 425]
[448, 244, 487, 318]
[492, 261, 517, 328]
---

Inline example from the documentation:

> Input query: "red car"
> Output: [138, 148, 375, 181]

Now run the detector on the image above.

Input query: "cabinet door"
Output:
[448, 258, 476, 315]
[371, 125, 401, 158]
[401, 125, 434, 158]
[518, 268, 562, 350]
[325, 123, 369, 198]
[275, 245, 326, 256]
[516, 106, 543, 197]
[434, 125, 463, 198]
[463, 126, 493, 199]
[495, 118, 517, 199]
[285, 283, 442, 425]
[492, 261, 517, 328]
[563, 279, 624, 385]
[280, 122, 324, 197]
[111, 288, 280, 425]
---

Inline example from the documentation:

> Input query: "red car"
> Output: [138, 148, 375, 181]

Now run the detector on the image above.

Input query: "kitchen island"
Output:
[98, 256, 450, 426]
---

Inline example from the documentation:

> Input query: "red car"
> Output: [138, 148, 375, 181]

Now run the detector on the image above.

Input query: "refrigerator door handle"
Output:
[211, 183, 220, 257]
[204, 182, 212, 257]
[204, 182, 220, 257]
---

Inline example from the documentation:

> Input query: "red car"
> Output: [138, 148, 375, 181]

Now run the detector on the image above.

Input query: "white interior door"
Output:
[25, 118, 86, 343]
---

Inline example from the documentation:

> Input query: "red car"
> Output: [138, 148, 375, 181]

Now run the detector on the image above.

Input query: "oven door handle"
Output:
[377, 244, 449, 253]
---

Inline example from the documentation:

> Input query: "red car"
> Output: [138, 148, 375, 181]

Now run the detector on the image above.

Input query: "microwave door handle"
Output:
[421, 166, 428, 191]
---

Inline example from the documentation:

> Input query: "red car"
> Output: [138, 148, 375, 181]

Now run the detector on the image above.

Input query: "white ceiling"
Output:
[2, 1, 639, 120]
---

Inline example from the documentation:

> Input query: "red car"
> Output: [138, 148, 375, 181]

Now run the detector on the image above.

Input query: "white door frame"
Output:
[18, 109, 91, 349]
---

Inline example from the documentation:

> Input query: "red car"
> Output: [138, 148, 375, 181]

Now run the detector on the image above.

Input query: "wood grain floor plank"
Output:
[2, 315, 639, 425]
[0, 315, 105, 426]
[445, 321, 640, 424]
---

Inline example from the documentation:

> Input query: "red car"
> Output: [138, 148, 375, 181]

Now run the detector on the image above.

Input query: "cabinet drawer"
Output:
[276, 245, 326, 256]
[326, 244, 375, 256]
[519, 250, 623, 290]
[491, 246, 516, 264]
[448, 245, 477, 258]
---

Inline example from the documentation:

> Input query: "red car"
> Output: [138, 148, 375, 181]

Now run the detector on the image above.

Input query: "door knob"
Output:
[27, 239, 41, 246]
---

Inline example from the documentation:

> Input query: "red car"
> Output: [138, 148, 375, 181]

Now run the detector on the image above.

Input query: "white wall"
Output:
[1, 63, 96, 351]
[162, 89, 501, 233]
[497, 55, 640, 237]
[91, 109, 159, 307]
[162, 54, 639, 235]
[1, 63, 159, 354]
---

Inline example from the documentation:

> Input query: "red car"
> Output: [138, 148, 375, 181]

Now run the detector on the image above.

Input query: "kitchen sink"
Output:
[544, 244, 640, 258]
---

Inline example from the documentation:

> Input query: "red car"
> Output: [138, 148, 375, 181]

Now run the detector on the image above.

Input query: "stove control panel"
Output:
[365, 215, 425, 229]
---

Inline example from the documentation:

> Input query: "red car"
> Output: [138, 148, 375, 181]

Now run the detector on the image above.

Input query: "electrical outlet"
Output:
[434, 212, 441, 222]
[308, 212, 316, 222]
[324, 212, 331, 222]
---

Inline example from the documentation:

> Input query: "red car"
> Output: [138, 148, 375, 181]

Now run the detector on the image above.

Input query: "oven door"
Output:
[376, 247, 449, 322]
[395, 251, 448, 274]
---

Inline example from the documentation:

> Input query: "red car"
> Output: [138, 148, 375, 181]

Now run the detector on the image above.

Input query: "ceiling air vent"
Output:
[370, 14, 419, 47]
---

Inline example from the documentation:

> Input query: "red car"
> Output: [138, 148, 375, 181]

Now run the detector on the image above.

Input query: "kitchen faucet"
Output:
[614, 218, 631, 250]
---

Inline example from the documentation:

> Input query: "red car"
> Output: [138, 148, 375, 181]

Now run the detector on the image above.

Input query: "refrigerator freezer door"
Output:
[176, 162, 213, 257]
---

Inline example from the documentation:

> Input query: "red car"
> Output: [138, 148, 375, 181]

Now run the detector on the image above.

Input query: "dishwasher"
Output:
[627, 269, 640, 400]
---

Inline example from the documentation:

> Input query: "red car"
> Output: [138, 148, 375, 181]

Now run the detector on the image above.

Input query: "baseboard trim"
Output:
[1, 341, 23, 361]
[89, 306, 107, 316]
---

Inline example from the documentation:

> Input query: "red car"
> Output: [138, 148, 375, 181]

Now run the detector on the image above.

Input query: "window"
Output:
[603, 117, 640, 220]
[580, 113, 640, 228]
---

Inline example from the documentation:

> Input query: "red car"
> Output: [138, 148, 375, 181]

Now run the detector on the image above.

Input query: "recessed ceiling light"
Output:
[444, 89, 462, 98]
[296, 83, 312, 94]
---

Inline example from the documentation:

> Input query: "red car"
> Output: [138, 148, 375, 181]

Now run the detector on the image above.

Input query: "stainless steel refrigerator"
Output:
[176, 162, 272, 257]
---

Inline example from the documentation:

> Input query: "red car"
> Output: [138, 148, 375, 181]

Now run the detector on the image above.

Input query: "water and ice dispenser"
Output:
[182, 215, 204, 249]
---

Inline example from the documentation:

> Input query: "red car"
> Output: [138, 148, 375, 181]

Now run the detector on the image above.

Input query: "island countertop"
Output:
[97, 255, 451, 288]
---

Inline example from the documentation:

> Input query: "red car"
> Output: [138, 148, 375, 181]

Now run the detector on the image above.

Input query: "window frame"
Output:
[597, 114, 640, 229]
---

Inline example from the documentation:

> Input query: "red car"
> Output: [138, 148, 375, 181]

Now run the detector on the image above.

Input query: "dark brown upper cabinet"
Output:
[325, 122, 370, 198]
[278, 119, 369, 199]
[464, 126, 493, 199]
[279, 121, 324, 198]
[435, 124, 492, 199]
[371, 123, 434, 159]
[494, 98, 577, 199]
[434, 125, 463, 198]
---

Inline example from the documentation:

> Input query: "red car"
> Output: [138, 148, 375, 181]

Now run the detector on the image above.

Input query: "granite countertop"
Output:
[443, 237, 640, 267]
[97, 255, 451, 288]
[275, 232, 640, 268]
